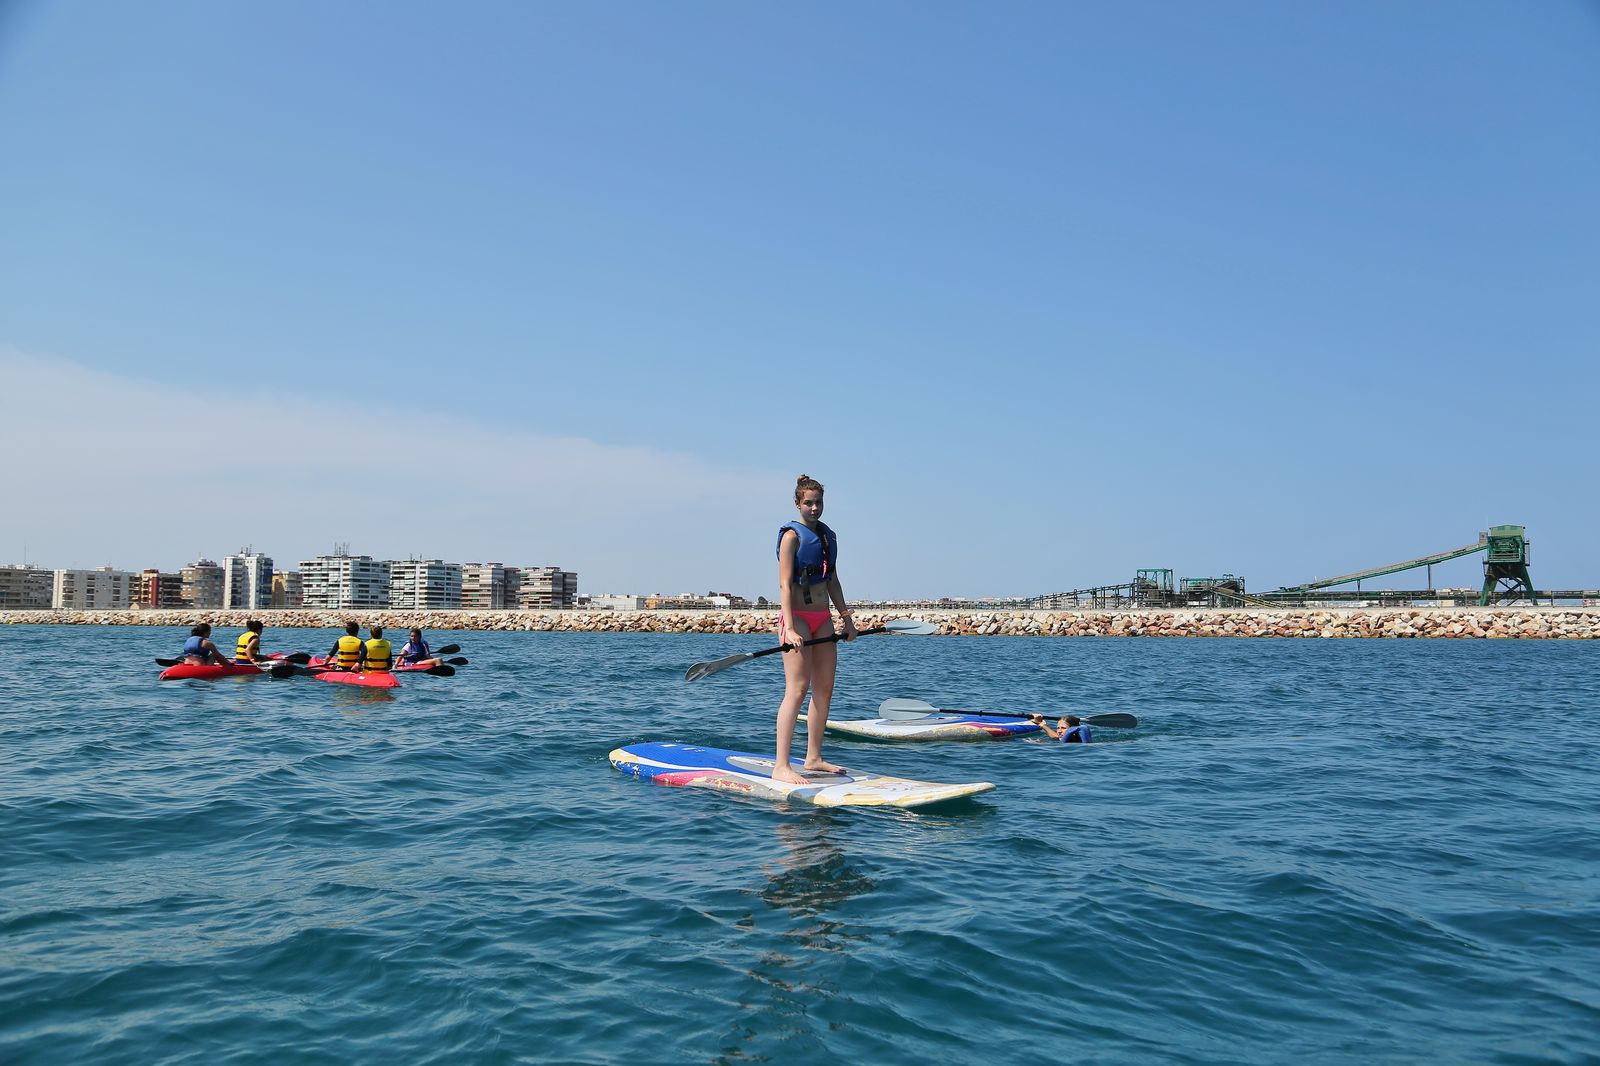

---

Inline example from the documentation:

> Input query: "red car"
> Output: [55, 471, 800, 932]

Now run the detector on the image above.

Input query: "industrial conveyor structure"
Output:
[1013, 525, 1584, 609]
[1271, 525, 1536, 606]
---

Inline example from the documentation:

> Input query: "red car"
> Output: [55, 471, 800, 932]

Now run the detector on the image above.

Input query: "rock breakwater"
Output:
[4, 607, 1598, 638]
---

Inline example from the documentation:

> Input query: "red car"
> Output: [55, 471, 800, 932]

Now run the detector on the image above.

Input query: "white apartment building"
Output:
[460, 563, 508, 609]
[589, 594, 645, 611]
[0, 565, 53, 609]
[181, 559, 226, 608]
[512, 566, 579, 609]
[52, 567, 134, 609]
[223, 549, 275, 611]
[389, 559, 462, 609]
[300, 553, 390, 609]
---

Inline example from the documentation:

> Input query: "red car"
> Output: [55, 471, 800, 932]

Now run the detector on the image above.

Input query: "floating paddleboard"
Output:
[804, 712, 1041, 742]
[609, 742, 994, 809]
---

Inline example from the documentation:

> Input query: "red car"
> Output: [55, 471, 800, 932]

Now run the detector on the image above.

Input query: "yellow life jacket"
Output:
[363, 638, 392, 672]
[335, 635, 363, 667]
[235, 631, 259, 662]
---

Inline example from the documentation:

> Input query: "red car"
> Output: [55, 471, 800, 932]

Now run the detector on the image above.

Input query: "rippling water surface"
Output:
[2, 625, 1597, 1064]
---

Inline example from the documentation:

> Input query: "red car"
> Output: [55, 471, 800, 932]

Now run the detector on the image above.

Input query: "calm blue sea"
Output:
[1, 624, 1597, 1064]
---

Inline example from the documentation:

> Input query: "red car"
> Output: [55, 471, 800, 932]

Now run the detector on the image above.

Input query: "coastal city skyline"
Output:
[0, 548, 581, 612]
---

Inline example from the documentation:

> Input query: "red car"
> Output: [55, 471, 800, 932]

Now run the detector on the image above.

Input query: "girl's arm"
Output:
[777, 532, 799, 646]
[826, 573, 857, 639]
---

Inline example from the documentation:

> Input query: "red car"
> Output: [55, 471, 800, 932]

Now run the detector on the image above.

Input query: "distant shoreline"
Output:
[3, 607, 1597, 638]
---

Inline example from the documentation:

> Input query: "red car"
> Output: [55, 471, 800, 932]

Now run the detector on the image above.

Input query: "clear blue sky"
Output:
[2, 1, 1597, 599]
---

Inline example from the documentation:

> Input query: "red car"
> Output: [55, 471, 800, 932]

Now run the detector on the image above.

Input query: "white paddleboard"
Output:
[609, 742, 994, 809]
[803, 712, 1042, 742]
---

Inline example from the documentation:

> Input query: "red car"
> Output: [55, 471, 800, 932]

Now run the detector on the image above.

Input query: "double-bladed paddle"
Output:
[685, 619, 938, 682]
[291, 662, 457, 678]
[398, 663, 457, 677]
[878, 697, 1139, 729]
[155, 651, 312, 668]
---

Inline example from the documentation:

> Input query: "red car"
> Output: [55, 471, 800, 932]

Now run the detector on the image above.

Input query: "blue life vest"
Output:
[1062, 724, 1092, 744]
[777, 521, 837, 586]
[183, 635, 208, 657]
[399, 638, 429, 665]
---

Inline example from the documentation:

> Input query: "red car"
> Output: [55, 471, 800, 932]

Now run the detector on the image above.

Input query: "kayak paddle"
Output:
[685, 619, 938, 682]
[156, 651, 310, 668]
[403, 663, 456, 677]
[878, 697, 1138, 729]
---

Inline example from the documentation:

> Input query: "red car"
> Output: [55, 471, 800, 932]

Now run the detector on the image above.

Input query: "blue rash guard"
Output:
[182, 635, 209, 659]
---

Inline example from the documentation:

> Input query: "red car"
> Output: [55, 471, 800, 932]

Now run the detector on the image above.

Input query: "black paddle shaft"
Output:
[750, 625, 887, 661]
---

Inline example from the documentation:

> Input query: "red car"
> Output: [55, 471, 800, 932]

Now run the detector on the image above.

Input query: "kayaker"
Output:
[327, 621, 365, 671]
[181, 623, 228, 665]
[771, 473, 857, 785]
[397, 628, 443, 669]
[361, 626, 393, 672]
[1030, 714, 1093, 743]
[234, 619, 265, 664]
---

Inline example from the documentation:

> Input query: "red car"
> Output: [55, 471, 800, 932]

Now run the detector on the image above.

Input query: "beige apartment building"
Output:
[271, 571, 303, 608]
[52, 567, 134, 609]
[460, 563, 509, 609]
[181, 559, 226, 608]
[512, 566, 578, 609]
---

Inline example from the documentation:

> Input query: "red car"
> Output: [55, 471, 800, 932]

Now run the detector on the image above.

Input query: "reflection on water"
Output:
[716, 814, 876, 1063]
[326, 685, 398, 709]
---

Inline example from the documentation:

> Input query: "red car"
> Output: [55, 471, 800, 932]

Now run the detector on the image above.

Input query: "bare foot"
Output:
[770, 765, 809, 785]
[802, 759, 846, 774]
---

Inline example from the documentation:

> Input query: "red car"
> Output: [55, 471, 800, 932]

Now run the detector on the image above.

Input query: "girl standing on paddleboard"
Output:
[772, 474, 857, 784]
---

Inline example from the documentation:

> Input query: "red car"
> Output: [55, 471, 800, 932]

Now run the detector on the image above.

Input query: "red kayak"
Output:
[306, 656, 401, 688]
[314, 669, 400, 689]
[159, 661, 268, 681]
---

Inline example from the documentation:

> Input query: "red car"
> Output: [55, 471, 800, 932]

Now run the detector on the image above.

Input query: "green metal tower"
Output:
[1134, 569, 1173, 607]
[1480, 525, 1537, 605]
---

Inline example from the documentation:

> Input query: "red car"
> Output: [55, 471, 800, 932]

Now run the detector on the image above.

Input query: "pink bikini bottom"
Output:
[784, 609, 833, 636]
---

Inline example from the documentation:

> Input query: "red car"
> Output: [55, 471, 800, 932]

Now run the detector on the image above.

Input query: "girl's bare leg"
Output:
[802, 628, 844, 773]
[772, 621, 812, 784]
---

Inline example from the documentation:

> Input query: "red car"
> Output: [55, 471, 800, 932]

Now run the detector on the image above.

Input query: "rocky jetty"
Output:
[3, 607, 1598, 638]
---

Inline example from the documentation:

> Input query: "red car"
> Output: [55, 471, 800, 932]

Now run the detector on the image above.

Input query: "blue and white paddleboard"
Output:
[803, 712, 1041, 742]
[609, 742, 995, 809]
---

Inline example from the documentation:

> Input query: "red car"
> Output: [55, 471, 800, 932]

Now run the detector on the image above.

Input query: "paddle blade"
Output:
[268, 661, 297, 679]
[435, 644, 462, 656]
[882, 619, 938, 635]
[878, 697, 940, 720]
[155, 657, 181, 667]
[424, 664, 456, 677]
[281, 652, 312, 664]
[444, 656, 469, 666]
[685, 652, 753, 683]
[1085, 712, 1139, 729]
